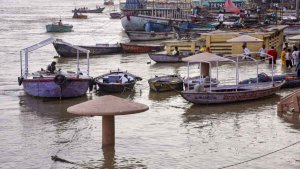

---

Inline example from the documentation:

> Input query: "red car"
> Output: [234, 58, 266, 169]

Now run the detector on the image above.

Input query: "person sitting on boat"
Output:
[58, 19, 62, 26]
[47, 61, 56, 73]
[172, 46, 180, 56]
[119, 74, 131, 84]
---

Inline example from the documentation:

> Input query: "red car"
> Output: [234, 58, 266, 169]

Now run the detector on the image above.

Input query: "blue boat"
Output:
[144, 21, 172, 32]
[46, 20, 73, 33]
[239, 72, 299, 88]
[175, 23, 215, 33]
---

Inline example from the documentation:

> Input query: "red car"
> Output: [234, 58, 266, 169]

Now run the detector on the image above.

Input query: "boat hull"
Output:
[121, 43, 164, 53]
[126, 31, 174, 41]
[149, 53, 187, 63]
[22, 78, 91, 98]
[97, 82, 135, 93]
[148, 75, 183, 92]
[46, 24, 73, 32]
[72, 7, 105, 13]
[53, 42, 122, 57]
[121, 15, 171, 31]
[180, 82, 284, 104]
[110, 12, 121, 19]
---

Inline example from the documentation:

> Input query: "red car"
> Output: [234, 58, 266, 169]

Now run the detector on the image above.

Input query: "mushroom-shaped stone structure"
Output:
[67, 95, 149, 147]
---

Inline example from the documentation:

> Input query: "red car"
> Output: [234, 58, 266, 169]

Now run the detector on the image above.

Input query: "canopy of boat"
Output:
[226, 35, 263, 43]
[289, 34, 300, 41]
[182, 52, 233, 63]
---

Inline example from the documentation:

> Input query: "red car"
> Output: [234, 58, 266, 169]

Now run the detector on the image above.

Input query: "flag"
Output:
[224, 0, 240, 14]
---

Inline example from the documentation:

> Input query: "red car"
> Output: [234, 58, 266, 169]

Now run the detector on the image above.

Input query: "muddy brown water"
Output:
[0, 0, 299, 168]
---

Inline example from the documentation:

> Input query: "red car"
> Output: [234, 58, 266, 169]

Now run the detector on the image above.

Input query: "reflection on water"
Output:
[2, 0, 300, 168]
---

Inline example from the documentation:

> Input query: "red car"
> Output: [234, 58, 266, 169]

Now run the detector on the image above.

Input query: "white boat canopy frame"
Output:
[182, 52, 275, 91]
[20, 37, 90, 78]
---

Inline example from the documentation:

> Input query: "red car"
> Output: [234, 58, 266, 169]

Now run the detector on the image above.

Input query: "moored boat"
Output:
[53, 39, 122, 57]
[72, 7, 105, 13]
[180, 52, 284, 104]
[110, 12, 122, 19]
[18, 37, 93, 98]
[94, 70, 142, 93]
[239, 72, 300, 88]
[72, 11, 88, 19]
[126, 31, 174, 41]
[46, 20, 73, 32]
[121, 15, 187, 31]
[148, 52, 189, 63]
[121, 43, 164, 53]
[148, 75, 183, 92]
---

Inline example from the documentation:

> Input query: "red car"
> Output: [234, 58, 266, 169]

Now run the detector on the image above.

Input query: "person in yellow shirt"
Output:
[281, 47, 286, 66]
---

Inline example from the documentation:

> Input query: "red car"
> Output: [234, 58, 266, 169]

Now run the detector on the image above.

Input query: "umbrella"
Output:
[182, 52, 232, 63]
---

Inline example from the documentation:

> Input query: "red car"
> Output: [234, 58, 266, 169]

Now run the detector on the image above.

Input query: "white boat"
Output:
[180, 52, 285, 104]
[18, 37, 93, 98]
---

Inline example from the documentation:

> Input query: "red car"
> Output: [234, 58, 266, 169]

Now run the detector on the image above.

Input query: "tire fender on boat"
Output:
[88, 78, 94, 92]
[18, 77, 24, 86]
[54, 74, 67, 86]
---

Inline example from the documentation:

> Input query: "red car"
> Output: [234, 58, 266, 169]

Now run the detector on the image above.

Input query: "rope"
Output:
[217, 140, 300, 169]
[51, 118, 92, 166]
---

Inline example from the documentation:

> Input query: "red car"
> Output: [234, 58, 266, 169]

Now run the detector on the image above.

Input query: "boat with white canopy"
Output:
[18, 37, 93, 98]
[180, 52, 285, 104]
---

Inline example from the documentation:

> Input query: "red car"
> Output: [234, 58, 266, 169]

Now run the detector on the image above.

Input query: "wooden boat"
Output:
[180, 52, 285, 104]
[72, 11, 88, 19]
[239, 72, 300, 88]
[72, 7, 105, 13]
[148, 75, 183, 92]
[126, 31, 174, 41]
[183, 76, 219, 90]
[53, 39, 122, 57]
[148, 52, 190, 63]
[121, 43, 164, 53]
[181, 82, 284, 104]
[94, 70, 142, 93]
[110, 12, 121, 19]
[18, 37, 93, 98]
[46, 20, 73, 32]
[174, 23, 215, 33]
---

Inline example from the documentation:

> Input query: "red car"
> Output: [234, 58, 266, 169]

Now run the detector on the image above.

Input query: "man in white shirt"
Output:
[258, 44, 266, 61]
[119, 74, 129, 84]
[242, 44, 251, 60]
[217, 11, 224, 26]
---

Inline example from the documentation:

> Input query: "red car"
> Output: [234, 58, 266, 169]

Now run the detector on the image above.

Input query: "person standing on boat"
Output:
[281, 47, 286, 66]
[242, 44, 250, 60]
[58, 19, 62, 26]
[217, 11, 224, 27]
[292, 46, 299, 66]
[285, 49, 293, 68]
[258, 44, 266, 61]
[47, 61, 56, 73]
[267, 46, 277, 64]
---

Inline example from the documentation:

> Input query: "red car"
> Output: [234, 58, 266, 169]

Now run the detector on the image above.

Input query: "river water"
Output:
[0, 0, 299, 168]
